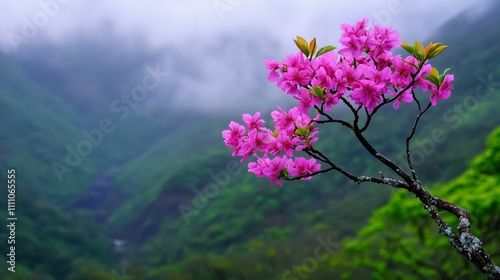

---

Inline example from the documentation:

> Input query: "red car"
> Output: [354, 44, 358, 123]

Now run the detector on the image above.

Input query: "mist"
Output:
[1, 0, 492, 113]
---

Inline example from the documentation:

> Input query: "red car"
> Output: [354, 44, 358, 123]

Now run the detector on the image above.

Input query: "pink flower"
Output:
[287, 157, 321, 180]
[265, 59, 280, 82]
[266, 135, 281, 156]
[311, 51, 338, 73]
[367, 23, 400, 56]
[295, 88, 320, 114]
[271, 107, 300, 133]
[391, 55, 418, 88]
[338, 18, 369, 58]
[363, 66, 391, 84]
[350, 80, 384, 111]
[333, 68, 349, 95]
[277, 77, 299, 95]
[276, 132, 300, 157]
[284, 52, 306, 68]
[324, 92, 340, 111]
[414, 64, 433, 92]
[339, 60, 363, 85]
[235, 136, 254, 162]
[430, 74, 454, 106]
[262, 156, 289, 186]
[248, 157, 269, 178]
[222, 121, 245, 148]
[282, 66, 313, 87]
[246, 128, 269, 152]
[372, 50, 393, 69]
[393, 90, 414, 109]
[275, 52, 313, 95]
[311, 67, 334, 90]
[242, 112, 265, 131]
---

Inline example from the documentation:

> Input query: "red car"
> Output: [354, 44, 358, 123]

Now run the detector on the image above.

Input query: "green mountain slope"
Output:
[345, 127, 500, 279]
[0, 53, 95, 204]
[0, 53, 118, 279]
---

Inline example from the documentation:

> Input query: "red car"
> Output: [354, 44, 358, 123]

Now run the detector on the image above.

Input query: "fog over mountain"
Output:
[1, 1, 493, 113]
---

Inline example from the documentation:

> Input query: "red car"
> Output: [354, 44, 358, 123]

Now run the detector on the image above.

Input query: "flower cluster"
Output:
[266, 19, 453, 111]
[223, 18, 454, 186]
[222, 110, 321, 186]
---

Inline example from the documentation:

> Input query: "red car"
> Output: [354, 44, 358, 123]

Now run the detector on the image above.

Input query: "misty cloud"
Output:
[0, 0, 492, 114]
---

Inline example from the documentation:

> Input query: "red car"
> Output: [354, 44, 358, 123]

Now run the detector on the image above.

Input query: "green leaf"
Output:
[429, 67, 439, 78]
[401, 42, 414, 55]
[424, 42, 446, 59]
[425, 75, 440, 87]
[311, 86, 325, 99]
[441, 67, 453, 77]
[414, 41, 424, 56]
[315, 45, 336, 58]
[272, 129, 279, 138]
[293, 36, 310, 57]
[427, 45, 448, 59]
[439, 67, 453, 83]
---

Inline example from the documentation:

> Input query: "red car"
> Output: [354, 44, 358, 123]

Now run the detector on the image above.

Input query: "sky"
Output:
[0, 0, 491, 113]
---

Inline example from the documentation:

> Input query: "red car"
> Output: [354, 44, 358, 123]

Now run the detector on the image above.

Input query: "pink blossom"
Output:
[282, 66, 313, 87]
[350, 80, 384, 111]
[324, 92, 340, 111]
[271, 107, 300, 133]
[339, 60, 363, 85]
[266, 135, 281, 156]
[338, 18, 369, 58]
[393, 90, 414, 109]
[262, 156, 289, 186]
[284, 52, 307, 68]
[311, 51, 338, 74]
[265, 59, 281, 82]
[235, 136, 253, 162]
[368, 23, 400, 56]
[333, 68, 349, 95]
[311, 67, 334, 90]
[276, 132, 300, 157]
[287, 157, 321, 180]
[222, 121, 245, 148]
[242, 112, 265, 131]
[246, 128, 269, 152]
[274, 52, 313, 95]
[391, 55, 418, 88]
[414, 64, 433, 92]
[248, 157, 269, 178]
[295, 88, 320, 114]
[430, 74, 454, 106]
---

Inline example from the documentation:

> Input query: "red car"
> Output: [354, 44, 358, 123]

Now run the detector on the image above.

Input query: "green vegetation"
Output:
[345, 127, 500, 279]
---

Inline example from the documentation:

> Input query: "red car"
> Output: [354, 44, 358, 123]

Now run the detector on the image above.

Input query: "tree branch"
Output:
[405, 102, 432, 182]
